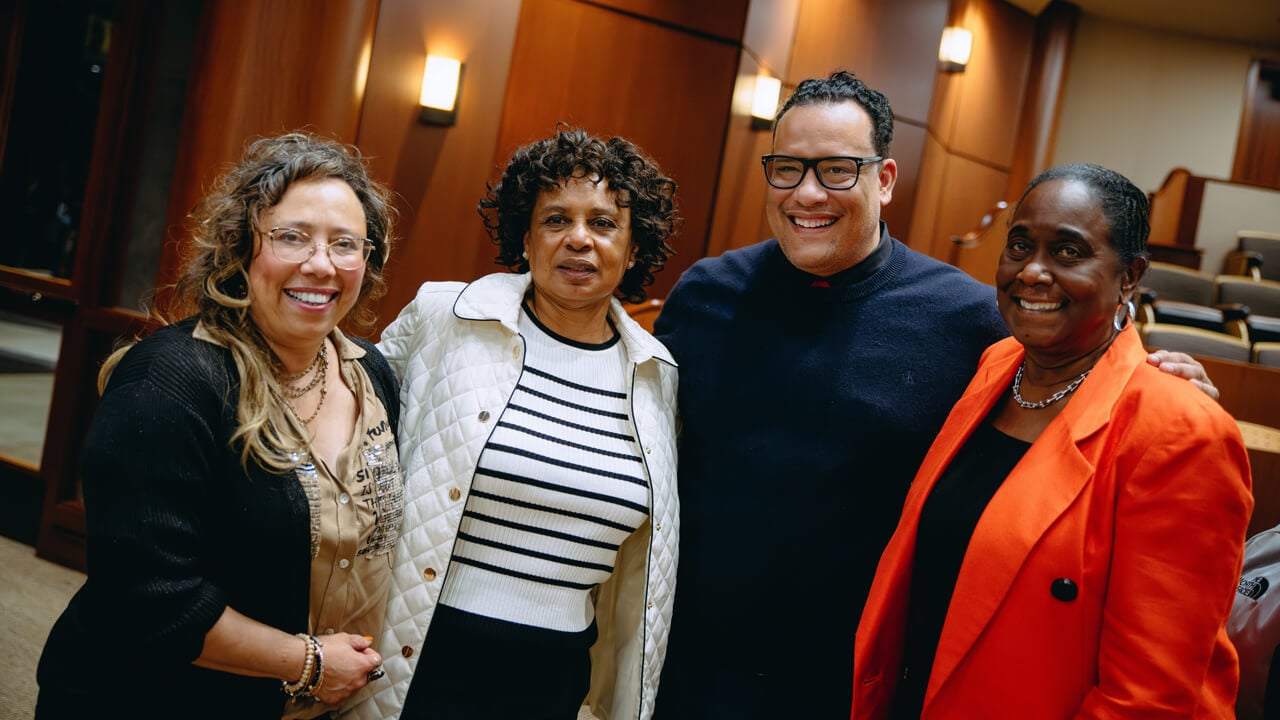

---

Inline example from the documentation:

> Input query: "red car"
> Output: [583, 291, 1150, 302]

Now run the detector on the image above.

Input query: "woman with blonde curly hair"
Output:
[37, 131, 404, 720]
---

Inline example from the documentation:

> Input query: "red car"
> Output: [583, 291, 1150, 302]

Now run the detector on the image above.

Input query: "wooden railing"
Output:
[1147, 168, 1280, 273]
[949, 201, 1013, 286]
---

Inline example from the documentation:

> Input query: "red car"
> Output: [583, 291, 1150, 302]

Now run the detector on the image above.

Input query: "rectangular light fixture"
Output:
[938, 27, 973, 73]
[419, 55, 463, 125]
[750, 75, 782, 131]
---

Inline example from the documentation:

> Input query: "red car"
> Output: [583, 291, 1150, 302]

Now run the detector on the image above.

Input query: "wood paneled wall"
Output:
[907, 0, 1038, 269]
[585, 0, 747, 41]
[489, 0, 744, 301]
[353, 0, 523, 324]
[157, 0, 380, 297]
[703, 0, 798, 259]
[1232, 58, 1280, 190]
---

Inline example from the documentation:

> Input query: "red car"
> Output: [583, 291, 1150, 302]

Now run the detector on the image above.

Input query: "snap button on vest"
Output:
[1051, 577, 1078, 601]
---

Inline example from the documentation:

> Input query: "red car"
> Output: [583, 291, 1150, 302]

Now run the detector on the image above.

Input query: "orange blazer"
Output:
[852, 326, 1253, 719]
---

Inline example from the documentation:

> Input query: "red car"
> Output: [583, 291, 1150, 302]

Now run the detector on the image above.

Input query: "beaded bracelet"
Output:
[304, 636, 325, 697]
[281, 633, 318, 697]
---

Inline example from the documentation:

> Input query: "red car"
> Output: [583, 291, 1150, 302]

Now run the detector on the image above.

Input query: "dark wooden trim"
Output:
[0, 461, 43, 545]
[574, 0, 748, 46]
[0, 267, 72, 300]
[1147, 244, 1203, 269]
[0, 0, 27, 171]
[68, 0, 158, 308]
[1175, 174, 1207, 249]
[37, 500, 85, 569]
[84, 306, 154, 337]
[1232, 58, 1280, 189]
[34, 0, 165, 568]
[1006, 0, 1079, 196]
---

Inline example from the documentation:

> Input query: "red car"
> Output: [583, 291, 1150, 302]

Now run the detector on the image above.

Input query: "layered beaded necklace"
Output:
[1011, 361, 1090, 410]
[274, 344, 329, 425]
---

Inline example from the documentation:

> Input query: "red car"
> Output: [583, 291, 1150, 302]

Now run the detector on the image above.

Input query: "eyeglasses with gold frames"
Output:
[262, 227, 374, 271]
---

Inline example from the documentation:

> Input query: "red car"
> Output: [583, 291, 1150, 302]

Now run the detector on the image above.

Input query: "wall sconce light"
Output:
[419, 55, 463, 126]
[750, 75, 782, 131]
[938, 27, 973, 73]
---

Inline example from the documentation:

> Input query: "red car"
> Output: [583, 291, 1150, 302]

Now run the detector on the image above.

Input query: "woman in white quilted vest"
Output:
[342, 127, 680, 720]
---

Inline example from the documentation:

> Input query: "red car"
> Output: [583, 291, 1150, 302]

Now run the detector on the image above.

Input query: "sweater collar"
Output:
[452, 271, 676, 367]
[768, 221, 899, 300]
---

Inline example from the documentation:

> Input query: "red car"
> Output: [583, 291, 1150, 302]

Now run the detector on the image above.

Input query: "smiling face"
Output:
[997, 178, 1142, 367]
[248, 177, 367, 356]
[766, 101, 897, 277]
[524, 175, 634, 326]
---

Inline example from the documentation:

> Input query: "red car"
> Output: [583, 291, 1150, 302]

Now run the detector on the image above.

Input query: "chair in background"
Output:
[1218, 276, 1280, 316]
[1217, 276, 1280, 345]
[1224, 231, 1280, 281]
[1141, 323, 1253, 363]
[1139, 262, 1249, 338]
[623, 298, 664, 333]
[1256, 343, 1280, 369]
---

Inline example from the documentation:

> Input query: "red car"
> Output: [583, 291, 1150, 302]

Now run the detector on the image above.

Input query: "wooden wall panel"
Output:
[586, 0, 749, 43]
[946, 1, 1033, 168]
[886, 122, 928, 244]
[157, 0, 379, 296]
[704, 54, 774, 259]
[494, 0, 740, 300]
[789, 0, 948, 124]
[1005, 1, 1078, 197]
[907, 132, 949, 256]
[912, 0, 1045, 262]
[353, 0, 523, 325]
[1232, 59, 1280, 190]
[703, 0, 798, 258]
[926, 152, 1008, 278]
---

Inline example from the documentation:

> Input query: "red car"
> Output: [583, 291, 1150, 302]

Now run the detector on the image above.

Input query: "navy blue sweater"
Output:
[653, 228, 1007, 718]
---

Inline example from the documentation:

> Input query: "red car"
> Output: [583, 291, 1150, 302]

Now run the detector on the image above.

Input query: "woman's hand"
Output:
[312, 633, 383, 706]
[1146, 350, 1219, 401]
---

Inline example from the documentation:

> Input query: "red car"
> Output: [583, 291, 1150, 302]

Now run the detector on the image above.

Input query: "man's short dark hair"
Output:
[775, 70, 894, 158]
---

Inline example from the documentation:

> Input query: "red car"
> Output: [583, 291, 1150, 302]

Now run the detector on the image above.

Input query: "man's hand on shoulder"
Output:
[1147, 350, 1220, 401]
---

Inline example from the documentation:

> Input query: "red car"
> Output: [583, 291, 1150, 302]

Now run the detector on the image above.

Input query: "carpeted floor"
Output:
[0, 535, 84, 720]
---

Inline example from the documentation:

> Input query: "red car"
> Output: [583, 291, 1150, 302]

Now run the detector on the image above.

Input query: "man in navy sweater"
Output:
[652, 71, 1214, 718]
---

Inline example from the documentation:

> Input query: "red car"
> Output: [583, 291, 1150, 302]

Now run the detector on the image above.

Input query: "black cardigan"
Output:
[35, 318, 400, 720]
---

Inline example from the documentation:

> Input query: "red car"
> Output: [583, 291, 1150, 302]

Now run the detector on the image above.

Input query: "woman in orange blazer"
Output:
[852, 163, 1253, 719]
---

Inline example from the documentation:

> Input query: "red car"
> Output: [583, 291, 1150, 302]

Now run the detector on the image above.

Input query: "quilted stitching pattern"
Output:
[341, 274, 678, 720]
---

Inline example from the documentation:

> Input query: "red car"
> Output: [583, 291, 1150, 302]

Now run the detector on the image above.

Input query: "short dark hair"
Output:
[775, 70, 894, 158]
[1017, 163, 1150, 266]
[478, 127, 678, 304]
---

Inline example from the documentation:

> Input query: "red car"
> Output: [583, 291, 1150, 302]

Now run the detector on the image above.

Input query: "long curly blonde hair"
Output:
[101, 131, 397, 471]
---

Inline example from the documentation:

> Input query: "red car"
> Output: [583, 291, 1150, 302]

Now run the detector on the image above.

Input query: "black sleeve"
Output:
[77, 330, 232, 662]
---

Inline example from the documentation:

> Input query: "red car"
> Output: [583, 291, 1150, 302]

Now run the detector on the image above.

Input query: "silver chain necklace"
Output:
[1011, 362, 1091, 410]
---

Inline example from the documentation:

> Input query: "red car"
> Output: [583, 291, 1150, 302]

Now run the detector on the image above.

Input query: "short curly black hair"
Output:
[775, 70, 894, 159]
[478, 127, 678, 304]
[1016, 163, 1150, 267]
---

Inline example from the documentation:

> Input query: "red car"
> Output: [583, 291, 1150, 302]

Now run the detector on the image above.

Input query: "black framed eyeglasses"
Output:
[761, 154, 883, 190]
[263, 227, 375, 271]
